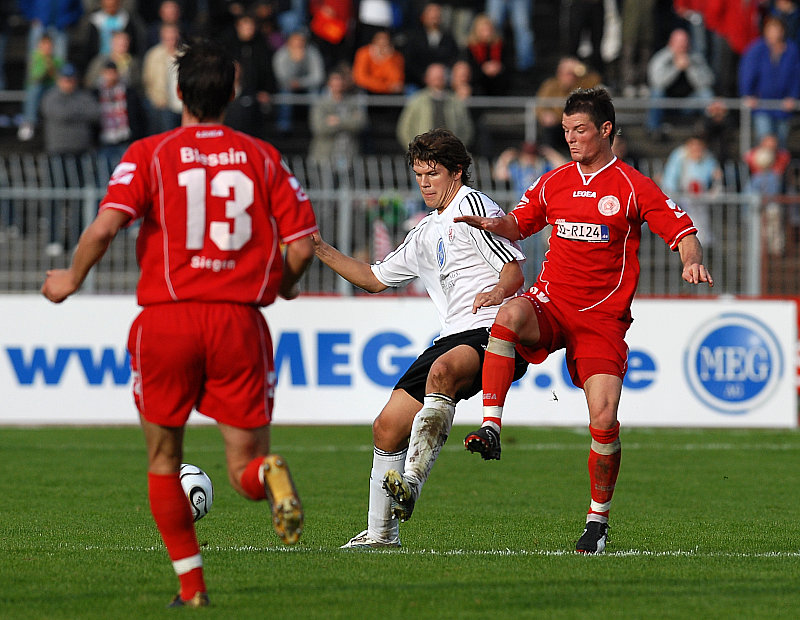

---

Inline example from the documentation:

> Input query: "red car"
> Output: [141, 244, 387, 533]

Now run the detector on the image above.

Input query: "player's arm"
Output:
[41, 208, 131, 303]
[311, 231, 388, 293]
[677, 233, 714, 287]
[472, 259, 524, 314]
[454, 212, 522, 241]
[279, 235, 315, 300]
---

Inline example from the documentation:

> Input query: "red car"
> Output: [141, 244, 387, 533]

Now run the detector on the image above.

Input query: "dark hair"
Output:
[406, 128, 472, 185]
[563, 87, 616, 145]
[175, 38, 235, 121]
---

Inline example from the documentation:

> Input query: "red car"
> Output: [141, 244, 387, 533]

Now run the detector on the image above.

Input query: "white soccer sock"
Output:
[403, 393, 456, 494]
[368, 446, 406, 541]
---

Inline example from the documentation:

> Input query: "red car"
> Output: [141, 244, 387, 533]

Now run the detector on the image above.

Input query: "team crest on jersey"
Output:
[597, 195, 621, 216]
[437, 237, 446, 268]
[448, 227, 455, 243]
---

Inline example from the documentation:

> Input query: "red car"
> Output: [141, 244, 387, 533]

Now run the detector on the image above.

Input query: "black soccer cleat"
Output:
[464, 426, 501, 460]
[575, 521, 609, 554]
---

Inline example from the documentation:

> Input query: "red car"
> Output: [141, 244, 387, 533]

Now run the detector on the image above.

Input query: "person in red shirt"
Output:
[455, 88, 713, 554]
[41, 38, 317, 607]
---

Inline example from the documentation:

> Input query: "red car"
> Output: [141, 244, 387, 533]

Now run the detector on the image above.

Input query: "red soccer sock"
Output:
[240, 456, 268, 501]
[481, 324, 519, 430]
[586, 422, 621, 522]
[148, 472, 206, 599]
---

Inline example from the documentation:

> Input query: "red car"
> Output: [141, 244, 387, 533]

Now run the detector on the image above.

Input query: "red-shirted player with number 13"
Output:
[42, 39, 318, 606]
[455, 88, 713, 554]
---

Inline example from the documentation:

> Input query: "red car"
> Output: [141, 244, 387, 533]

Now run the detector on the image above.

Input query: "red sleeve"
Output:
[99, 139, 153, 220]
[510, 175, 548, 239]
[637, 174, 698, 250]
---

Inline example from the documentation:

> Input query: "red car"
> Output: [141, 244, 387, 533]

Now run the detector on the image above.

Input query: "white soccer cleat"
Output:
[340, 529, 401, 549]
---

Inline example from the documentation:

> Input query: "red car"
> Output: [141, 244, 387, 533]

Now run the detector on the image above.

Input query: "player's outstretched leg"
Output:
[382, 469, 417, 522]
[464, 426, 501, 460]
[261, 454, 304, 545]
[465, 325, 519, 460]
[388, 393, 455, 522]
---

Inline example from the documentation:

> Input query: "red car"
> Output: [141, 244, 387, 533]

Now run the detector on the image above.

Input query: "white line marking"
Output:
[42, 543, 800, 559]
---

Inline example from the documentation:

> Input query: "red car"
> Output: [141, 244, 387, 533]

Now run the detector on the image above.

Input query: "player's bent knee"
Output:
[495, 298, 530, 332]
[372, 414, 409, 452]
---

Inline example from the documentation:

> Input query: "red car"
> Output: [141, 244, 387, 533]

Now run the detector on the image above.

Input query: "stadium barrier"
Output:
[0, 295, 795, 427]
[3, 151, 797, 297]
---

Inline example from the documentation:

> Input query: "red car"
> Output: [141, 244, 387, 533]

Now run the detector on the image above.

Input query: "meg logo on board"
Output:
[684, 313, 783, 414]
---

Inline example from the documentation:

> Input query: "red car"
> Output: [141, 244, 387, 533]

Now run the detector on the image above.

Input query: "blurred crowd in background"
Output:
[0, 0, 796, 171]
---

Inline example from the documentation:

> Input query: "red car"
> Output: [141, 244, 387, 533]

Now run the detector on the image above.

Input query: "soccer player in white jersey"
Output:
[313, 128, 528, 548]
[456, 88, 713, 553]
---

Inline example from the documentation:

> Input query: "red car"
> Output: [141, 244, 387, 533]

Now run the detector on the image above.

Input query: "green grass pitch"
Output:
[2, 424, 800, 619]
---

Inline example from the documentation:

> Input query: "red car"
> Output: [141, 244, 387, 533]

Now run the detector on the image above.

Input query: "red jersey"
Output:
[512, 157, 697, 318]
[100, 125, 317, 307]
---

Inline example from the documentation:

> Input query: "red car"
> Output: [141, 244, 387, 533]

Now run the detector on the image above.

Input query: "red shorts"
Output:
[516, 287, 630, 388]
[128, 302, 274, 428]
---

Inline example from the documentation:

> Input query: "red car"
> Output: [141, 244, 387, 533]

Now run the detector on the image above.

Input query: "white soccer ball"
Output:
[180, 463, 214, 522]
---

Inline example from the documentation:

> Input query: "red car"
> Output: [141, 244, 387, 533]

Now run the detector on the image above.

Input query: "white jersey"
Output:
[372, 185, 525, 338]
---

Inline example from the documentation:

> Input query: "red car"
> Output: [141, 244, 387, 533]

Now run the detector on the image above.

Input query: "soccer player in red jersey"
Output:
[455, 88, 713, 554]
[42, 39, 317, 605]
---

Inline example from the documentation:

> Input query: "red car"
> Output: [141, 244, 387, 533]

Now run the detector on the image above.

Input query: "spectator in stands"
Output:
[402, 3, 459, 91]
[449, 59, 472, 100]
[95, 60, 146, 165]
[40, 63, 100, 153]
[645, 28, 714, 140]
[18, 34, 64, 142]
[355, 0, 397, 48]
[21, 0, 83, 63]
[272, 30, 326, 133]
[277, 0, 307, 35]
[39, 63, 101, 256]
[309, 66, 367, 162]
[744, 132, 793, 257]
[492, 140, 565, 274]
[253, 1, 288, 52]
[565, 0, 605, 74]
[84, 30, 142, 90]
[769, 0, 800, 50]
[464, 13, 510, 96]
[534, 56, 601, 151]
[700, 99, 735, 164]
[744, 133, 791, 197]
[659, 134, 722, 250]
[739, 15, 800, 149]
[493, 141, 567, 196]
[619, 0, 655, 97]
[352, 29, 405, 94]
[142, 23, 182, 134]
[227, 13, 277, 127]
[610, 133, 641, 169]
[309, 0, 355, 72]
[145, 0, 190, 48]
[396, 62, 474, 149]
[80, 0, 146, 71]
[436, 0, 479, 49]
[486, 0, 535, 73]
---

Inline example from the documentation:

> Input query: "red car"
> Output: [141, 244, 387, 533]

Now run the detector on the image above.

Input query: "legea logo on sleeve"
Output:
[683, 313, 783, 414]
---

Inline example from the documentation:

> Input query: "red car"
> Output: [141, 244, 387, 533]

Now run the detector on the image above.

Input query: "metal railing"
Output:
[3, 151, 797, 298]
